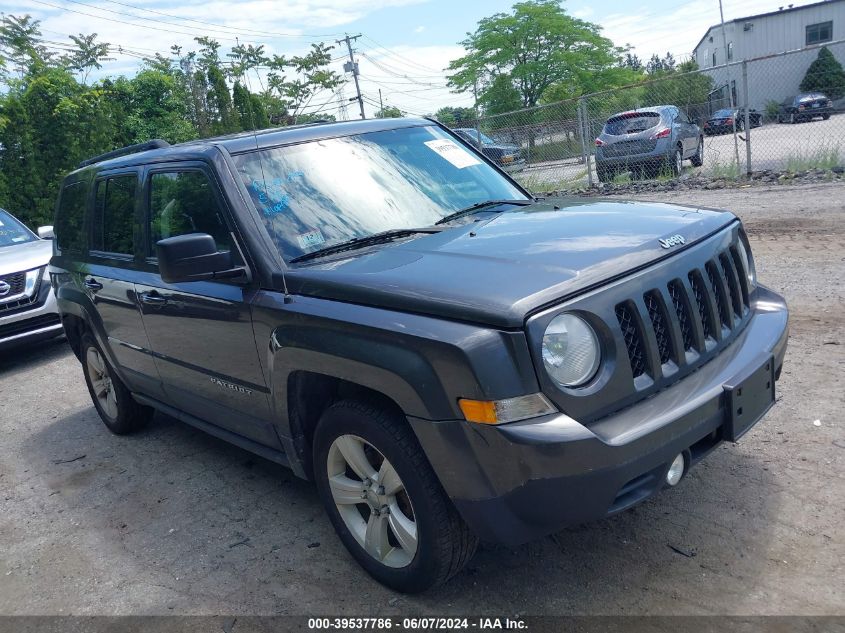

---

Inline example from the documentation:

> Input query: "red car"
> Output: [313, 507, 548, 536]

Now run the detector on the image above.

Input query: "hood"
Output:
[284, 199, 736, 328]
[0, 239, 52, 276]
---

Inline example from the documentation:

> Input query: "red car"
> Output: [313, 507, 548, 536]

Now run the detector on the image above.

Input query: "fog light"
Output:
[666, 453, 685, 486]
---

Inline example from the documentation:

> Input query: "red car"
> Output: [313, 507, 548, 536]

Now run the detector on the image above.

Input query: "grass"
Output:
[523, 139, 584, 164]
[784, 145, 842, 173]
[710, 161, 743, 180]
[611, 172, 632, 185]
[517, 168, 589, 193]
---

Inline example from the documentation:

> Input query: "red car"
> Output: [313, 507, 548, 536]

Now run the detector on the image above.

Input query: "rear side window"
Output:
[92, 175, 136, 255]
[55, 181, 88, 253]
[148, 171, 232, 256]
[603, 113, 660, 135]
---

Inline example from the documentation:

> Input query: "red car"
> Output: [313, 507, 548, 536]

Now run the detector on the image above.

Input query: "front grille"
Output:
[706, 261, 730, 328]
[668, 280, 695, 352]
[616, 242, 751, 382]
[644, 291, 674, 365]
[0, 271, 26, 296]
[616, 303, 647, 378]
[0, 313, 60, 340]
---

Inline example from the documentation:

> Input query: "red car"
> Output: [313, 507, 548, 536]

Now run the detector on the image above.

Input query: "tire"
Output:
[823, 114, 831, 120]
[668, 147, 683, 176]
[313, 400, 478, 593]
[690, 138, 704, 167]
[80, 332, 152, 435]
[790, 113, 797, 124]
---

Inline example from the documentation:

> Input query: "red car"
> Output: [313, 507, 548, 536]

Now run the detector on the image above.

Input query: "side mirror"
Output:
[156, 233, 244, 284]
[38, 225, 54, 239]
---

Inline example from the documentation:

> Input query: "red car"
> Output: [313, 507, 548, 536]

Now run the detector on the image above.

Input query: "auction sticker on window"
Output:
[297, 229, 325, 250]
[424, 139, 481, 169]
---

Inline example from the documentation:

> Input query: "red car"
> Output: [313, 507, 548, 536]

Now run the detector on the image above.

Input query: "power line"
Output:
[98, 0, 341, 39]
[360, 35, 444, 74]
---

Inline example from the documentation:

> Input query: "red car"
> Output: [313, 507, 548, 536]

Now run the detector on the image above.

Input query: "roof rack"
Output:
[78, 139, 171, 168]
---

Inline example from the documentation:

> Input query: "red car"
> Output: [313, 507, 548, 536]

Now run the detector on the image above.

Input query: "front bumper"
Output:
[410, 286, 788, 545]
[0, 281, 63, 350]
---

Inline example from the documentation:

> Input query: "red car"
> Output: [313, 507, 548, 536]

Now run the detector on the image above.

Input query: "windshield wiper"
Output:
[290, 227, 442, 264]
[434, 199, 533, 226]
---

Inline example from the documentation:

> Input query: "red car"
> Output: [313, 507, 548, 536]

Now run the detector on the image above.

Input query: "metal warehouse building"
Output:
[692, 0, 845, 111]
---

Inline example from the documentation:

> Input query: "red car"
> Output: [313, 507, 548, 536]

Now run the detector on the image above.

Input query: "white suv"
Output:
[0, 208, 62, 350]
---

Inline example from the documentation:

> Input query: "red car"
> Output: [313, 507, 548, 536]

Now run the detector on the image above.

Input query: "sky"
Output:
[4, 0, 824, 118]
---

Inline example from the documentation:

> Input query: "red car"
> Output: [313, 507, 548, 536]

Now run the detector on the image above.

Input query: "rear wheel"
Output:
[668, 147, 683, 176]
[80, 333, 152, 434]
[313, 400, 477, 593]
[690, 138, 704, 167]
[823, 114, 831, 120]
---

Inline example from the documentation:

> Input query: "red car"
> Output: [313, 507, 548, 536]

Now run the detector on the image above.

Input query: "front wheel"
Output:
[690, 138, 704, 167]
[823, 114, 831, 120]
[313, 400, 478, 593]
[80, 333, 152, 434]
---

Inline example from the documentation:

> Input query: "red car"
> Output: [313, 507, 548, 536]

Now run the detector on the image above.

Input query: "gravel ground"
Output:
[0, 182, 843, 616]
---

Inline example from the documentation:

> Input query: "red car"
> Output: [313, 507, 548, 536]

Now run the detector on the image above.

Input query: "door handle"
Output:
[83, 277, 103, 291]
[139, 291, 168, 306]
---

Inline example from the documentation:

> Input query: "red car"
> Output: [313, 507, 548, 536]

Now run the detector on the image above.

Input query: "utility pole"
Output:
[718, 0, 741, 170]
[337, 33, 365, 119]
[378, 89, 384, 116]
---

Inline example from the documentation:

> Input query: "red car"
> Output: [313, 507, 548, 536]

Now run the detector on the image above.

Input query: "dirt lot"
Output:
[0, 182, 843, 616]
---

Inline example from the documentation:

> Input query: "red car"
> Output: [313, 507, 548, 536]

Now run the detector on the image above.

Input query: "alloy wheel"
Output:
[86, 346, 117, 420]
[327, 434, 417, 568]
[675, 149, 683, 174]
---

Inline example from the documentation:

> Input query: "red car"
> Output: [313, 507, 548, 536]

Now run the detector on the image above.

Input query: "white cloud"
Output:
[414, 25, 425, 33]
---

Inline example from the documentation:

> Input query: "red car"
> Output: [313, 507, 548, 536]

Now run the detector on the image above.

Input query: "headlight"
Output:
[542, 314, 601, 387]
[736, 238, 756, 290]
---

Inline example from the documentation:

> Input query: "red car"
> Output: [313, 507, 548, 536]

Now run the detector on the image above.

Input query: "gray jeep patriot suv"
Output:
[51, 118, 788, 593]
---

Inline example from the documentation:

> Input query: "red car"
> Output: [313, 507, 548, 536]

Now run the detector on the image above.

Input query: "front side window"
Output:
[806, 21, 832, 45]
[92, 175, 136, 255]
[0, 208, 37, 247]
[230, 125, 527, 262]
[55, 181, 88, 253]
[148, 171, 233, 256]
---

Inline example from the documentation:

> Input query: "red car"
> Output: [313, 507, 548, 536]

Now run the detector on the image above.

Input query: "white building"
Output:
[692, 0, 845, 111]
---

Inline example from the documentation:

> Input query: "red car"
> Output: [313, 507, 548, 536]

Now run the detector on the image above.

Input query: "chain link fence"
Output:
[443, 40, 845, 190]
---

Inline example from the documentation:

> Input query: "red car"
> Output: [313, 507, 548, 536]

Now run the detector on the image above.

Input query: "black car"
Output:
[704, 108, 763, 134]
[51, 118, 788, 593]
[452, 127, 526, 172]
[777, 93, 833, 123]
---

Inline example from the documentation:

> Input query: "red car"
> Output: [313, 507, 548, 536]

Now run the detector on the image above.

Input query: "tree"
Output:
[433, 106, 476, 125]
[375, 105, 403, 118]
[447, 0, 623, 108]
[267, 43, 343, 122]
[479, 73, 522, 115]
[0, 14, 54, 77]
[66, 33, 113, 84]
[642, 59, 713, 111]
[622, 53, 643, 72]
[800, 46, 845, 100]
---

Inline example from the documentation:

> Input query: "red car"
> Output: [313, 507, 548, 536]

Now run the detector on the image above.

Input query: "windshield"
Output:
[603, 112, 660, 135]
[231, 125, 527, 262]
[713, 109, 734, 117]
[0, 208, 37, 247]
